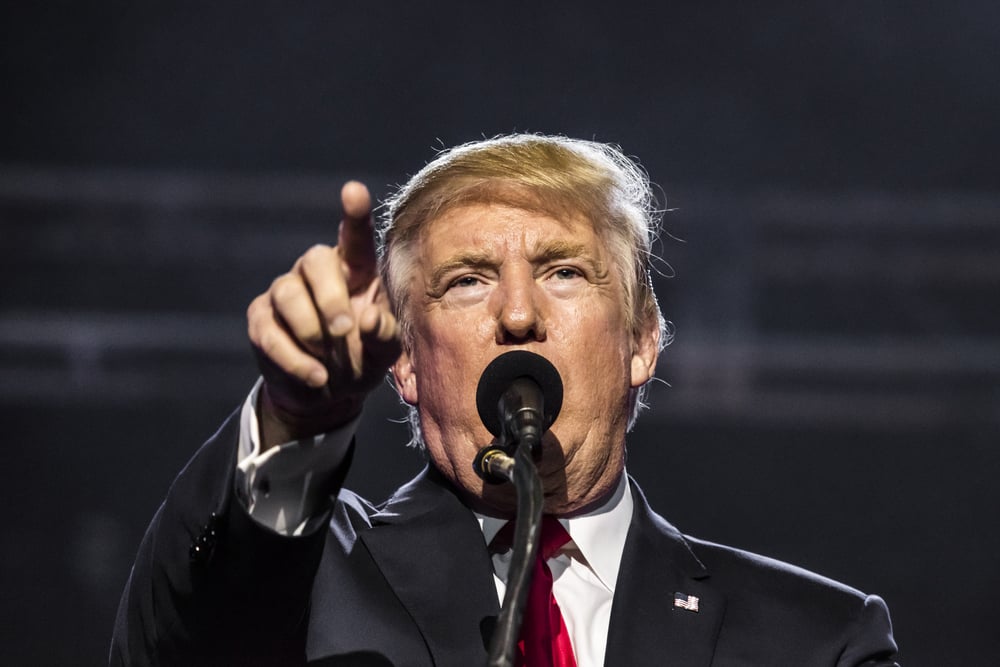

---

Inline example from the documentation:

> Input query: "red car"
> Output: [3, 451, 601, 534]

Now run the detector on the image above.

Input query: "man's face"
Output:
[392, 203, 659, 515]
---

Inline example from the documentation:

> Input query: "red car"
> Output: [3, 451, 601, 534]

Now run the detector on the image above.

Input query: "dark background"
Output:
[2, 2, 999, 664]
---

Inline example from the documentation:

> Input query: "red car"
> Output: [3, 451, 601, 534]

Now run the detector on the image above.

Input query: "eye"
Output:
[551, 267, 582, 280]
[449, 275, 482, 289]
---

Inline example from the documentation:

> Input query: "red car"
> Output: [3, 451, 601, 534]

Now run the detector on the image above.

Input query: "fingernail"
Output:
[329, 314, 353, 336]
[307, 368, 326, 387]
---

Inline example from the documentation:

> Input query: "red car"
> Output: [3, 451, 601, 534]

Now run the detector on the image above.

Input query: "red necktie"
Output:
[493, 516, 578, 667]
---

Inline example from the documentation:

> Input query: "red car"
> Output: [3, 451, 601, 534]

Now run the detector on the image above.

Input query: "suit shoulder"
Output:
[686, 534, 868, 602]
[681, 533, 892, 640]
[683, 535, 897, 661]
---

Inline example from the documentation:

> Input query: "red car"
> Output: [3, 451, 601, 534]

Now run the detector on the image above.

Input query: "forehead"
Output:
[417, 203, 604, 256]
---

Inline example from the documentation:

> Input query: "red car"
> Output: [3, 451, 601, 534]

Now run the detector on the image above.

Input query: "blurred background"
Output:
[2, 2, 998, 664]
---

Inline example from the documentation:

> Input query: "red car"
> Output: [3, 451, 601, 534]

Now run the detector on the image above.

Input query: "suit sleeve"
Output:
[109, 409, 353, 667]
[837, 594, 900, 667]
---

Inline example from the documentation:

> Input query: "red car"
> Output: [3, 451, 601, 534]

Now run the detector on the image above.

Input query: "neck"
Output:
[458, 467, 626, 519]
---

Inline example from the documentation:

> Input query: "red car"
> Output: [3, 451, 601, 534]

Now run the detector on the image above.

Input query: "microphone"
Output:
[474, 351, 563, 481]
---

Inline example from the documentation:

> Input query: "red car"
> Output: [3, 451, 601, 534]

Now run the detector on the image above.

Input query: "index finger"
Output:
[338, 181, 377, 289]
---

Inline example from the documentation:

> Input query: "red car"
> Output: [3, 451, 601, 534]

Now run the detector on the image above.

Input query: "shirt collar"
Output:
[477, 473, 633, 593]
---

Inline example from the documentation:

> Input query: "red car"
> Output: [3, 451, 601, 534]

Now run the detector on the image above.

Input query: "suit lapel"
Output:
[605, 480, 725, 666]
[360, 467, 501, 666]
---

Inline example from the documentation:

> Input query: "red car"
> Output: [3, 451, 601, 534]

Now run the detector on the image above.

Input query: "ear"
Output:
[629, 316, 661, 388]
[392, 349, 419, 405]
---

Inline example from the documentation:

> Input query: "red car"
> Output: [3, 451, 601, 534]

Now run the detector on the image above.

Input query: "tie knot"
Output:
[539, 515, 572, 560]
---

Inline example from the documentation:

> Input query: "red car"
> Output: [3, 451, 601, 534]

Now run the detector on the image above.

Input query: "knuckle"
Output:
[258, 330, 278, 355]
[270, 274, 300, 303]
[246, 302, 270, 342]
[246, 293, 268, 321]
[246, 303, 260, 330]
[302, 244, 332, 267]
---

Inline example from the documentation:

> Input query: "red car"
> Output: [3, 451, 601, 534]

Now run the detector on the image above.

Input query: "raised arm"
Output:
[111, 183, 402, 666]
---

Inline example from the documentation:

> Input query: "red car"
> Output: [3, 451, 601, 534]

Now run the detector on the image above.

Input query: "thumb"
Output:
[358, 303, 403, 368]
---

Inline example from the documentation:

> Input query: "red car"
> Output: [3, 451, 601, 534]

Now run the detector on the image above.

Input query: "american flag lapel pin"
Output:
[673, 592, 700, 612]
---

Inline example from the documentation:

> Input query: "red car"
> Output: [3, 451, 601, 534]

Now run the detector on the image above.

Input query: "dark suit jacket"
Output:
[111, 411, 899, 666]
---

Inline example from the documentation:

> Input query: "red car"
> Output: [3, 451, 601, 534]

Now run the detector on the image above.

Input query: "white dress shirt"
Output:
[477, 476, 632, 667]
[236, 380, 633, 666]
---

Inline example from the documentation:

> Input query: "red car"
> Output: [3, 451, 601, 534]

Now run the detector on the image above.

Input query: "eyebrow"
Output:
[529, 239, 610, 280]
[427, 251, 498, 294]
[426, 239, 608, 294]
[529, 240, 593, 264]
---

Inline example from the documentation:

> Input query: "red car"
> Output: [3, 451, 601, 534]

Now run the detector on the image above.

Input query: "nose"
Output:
[493, 269, 546, 344]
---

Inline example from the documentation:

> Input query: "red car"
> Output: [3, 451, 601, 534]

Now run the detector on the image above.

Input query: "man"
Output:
[112, 135, 899, 665]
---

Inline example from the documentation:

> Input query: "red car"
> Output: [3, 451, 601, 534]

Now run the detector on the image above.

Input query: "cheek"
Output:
[558, 303, 631, 362]
[569, 327, 633, 403]
[412, 339, 486, 429]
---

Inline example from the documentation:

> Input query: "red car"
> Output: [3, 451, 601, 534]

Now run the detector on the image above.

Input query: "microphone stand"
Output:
[478, 435, 544, 667]
[474, 355, 561, 667]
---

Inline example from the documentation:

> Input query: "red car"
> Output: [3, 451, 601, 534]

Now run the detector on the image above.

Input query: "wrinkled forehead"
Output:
[411, 182, 607, 246]
[411, 206, 614, 282]
[416, 202, 609, 260]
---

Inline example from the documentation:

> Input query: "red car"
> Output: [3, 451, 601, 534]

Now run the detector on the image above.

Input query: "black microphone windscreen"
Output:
[476, 350, 563, 437]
